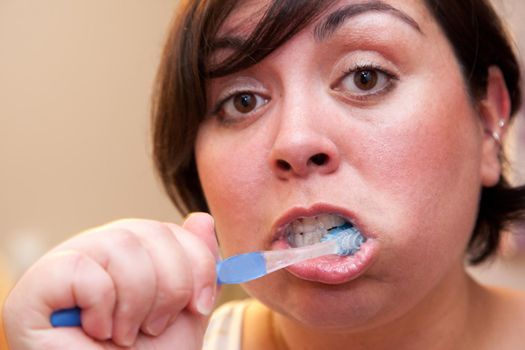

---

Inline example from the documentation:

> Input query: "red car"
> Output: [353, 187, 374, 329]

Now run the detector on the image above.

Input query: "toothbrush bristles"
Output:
[322, 224, 365, 256]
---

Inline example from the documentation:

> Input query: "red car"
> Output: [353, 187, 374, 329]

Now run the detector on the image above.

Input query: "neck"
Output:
[271, 267, 482, 350]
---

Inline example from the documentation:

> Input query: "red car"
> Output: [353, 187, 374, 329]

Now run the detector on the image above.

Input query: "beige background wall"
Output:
[1, 1, 525, 293]
[0, 1, 180, 279]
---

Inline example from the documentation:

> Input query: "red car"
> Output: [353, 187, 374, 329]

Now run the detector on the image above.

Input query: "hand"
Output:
[3, 213, 219, 349]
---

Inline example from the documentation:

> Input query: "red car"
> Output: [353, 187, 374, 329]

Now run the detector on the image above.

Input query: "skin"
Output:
[3, 1, 524, 349]
[3, 215, 220, 349]
[197, 0, 525, 348]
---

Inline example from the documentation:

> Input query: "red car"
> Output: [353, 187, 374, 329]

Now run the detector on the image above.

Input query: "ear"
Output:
[479, 66, 511, 187]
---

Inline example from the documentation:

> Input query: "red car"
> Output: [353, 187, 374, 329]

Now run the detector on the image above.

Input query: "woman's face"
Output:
[195, 0, 496, 329]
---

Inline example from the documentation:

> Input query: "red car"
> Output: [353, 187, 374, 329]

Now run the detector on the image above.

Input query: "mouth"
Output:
[284, 214, 361, 250]
[272, 212, 377, 284]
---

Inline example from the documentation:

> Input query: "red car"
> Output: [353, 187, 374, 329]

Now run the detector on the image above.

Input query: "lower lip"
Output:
[271, 237, 377, 284]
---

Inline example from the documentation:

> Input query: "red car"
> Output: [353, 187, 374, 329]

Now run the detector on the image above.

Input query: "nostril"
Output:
[309, 153, 328, 166]
[276, 159, 292, 171]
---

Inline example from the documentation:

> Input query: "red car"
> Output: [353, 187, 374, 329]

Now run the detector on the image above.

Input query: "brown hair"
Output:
[152, 0, 525, 264]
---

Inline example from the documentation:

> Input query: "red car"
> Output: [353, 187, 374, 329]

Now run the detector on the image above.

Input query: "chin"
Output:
[244, 272, 399, 330]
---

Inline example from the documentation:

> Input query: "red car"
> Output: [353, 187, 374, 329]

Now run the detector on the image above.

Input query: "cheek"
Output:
[195, 124, 272, 252]
[359, 81, 483, 267]
[370, 33, 484, 230]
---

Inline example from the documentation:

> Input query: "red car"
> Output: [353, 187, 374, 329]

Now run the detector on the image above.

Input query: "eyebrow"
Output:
[314, 1, 422, 41]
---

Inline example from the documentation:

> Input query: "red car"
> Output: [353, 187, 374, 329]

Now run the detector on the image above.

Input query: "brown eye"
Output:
[233, 93, 257, 113]
[338, 66, 393, 98]
[354, 70, 378, 90]
[218, 91, 269, 123]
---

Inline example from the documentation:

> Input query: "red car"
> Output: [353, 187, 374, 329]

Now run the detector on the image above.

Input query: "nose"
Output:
[268, 112, 341, 179]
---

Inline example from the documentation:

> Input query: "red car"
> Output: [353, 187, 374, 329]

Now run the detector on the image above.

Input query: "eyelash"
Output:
[336, 63, 398, 100]
[209, 90, 269, 124]
[210, 90, 243, 116]
[208, 64, 398, 123]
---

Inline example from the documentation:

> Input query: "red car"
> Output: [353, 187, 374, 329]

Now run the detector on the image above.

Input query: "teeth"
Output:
[318, 215, 345, 229]
[291, 220, 304, 234]
[293, 232, 305, 246]
[300, 217, 318, 232]
[304, 229, 323, 245]
[286, 214, 349, 247]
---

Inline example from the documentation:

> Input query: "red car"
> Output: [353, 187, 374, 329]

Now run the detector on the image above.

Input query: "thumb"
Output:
[182, 212, 220, 261]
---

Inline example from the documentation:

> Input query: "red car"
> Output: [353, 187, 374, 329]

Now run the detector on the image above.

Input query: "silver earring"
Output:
[491, 131, 502, 146]
[488, 119, 506, 147]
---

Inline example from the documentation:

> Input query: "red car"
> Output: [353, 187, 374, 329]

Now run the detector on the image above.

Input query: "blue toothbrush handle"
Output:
[50, 307, 81, 327]
[216, 252, 266, 284]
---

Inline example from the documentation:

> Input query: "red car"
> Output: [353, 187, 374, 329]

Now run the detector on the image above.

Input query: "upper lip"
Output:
[270, 202, 365, 243]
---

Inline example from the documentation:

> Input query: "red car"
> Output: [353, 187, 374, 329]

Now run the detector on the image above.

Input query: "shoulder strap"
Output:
[202, 299, 250, 350]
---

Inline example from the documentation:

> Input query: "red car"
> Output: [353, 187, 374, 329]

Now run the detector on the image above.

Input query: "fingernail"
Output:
[122, 324, 139, 347]
[103, 319, 113, 340]
[196, 286, 216, 316]
[147, 314, 170, 336]
[104, 327, 112, 340]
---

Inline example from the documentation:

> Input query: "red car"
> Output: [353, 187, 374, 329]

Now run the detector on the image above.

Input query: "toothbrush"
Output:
[50, 224, 364, 327]
[216, 223, 364, 284]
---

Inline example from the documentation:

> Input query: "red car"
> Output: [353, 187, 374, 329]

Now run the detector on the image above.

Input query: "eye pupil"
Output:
[354, 70, 378, 90]
[234, 93, 256, 113]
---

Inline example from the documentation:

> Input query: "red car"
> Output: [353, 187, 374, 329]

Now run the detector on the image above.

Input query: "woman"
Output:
[4, 0, 525, 349]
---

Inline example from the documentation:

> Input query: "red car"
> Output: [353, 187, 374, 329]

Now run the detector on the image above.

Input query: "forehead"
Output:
[218, 0, 269, 36]
[217, 0, 433, 39]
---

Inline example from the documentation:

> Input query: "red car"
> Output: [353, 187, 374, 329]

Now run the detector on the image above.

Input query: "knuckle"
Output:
[145, 223, 175, 242]
[97, 281, 116, 304]
[158, 267, 193, 301]
[146, 220, 173, 234]
[158, 277, 192, 304]
[46, 250, 86, 280]
[110, 219, 176, 242]
[170, 287, 193, 308]
[117, 289, 154, 315]
[108, 229, 142, 249]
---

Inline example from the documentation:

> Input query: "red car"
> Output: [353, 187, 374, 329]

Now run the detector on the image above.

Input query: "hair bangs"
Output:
[204, 0, 337, 78]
